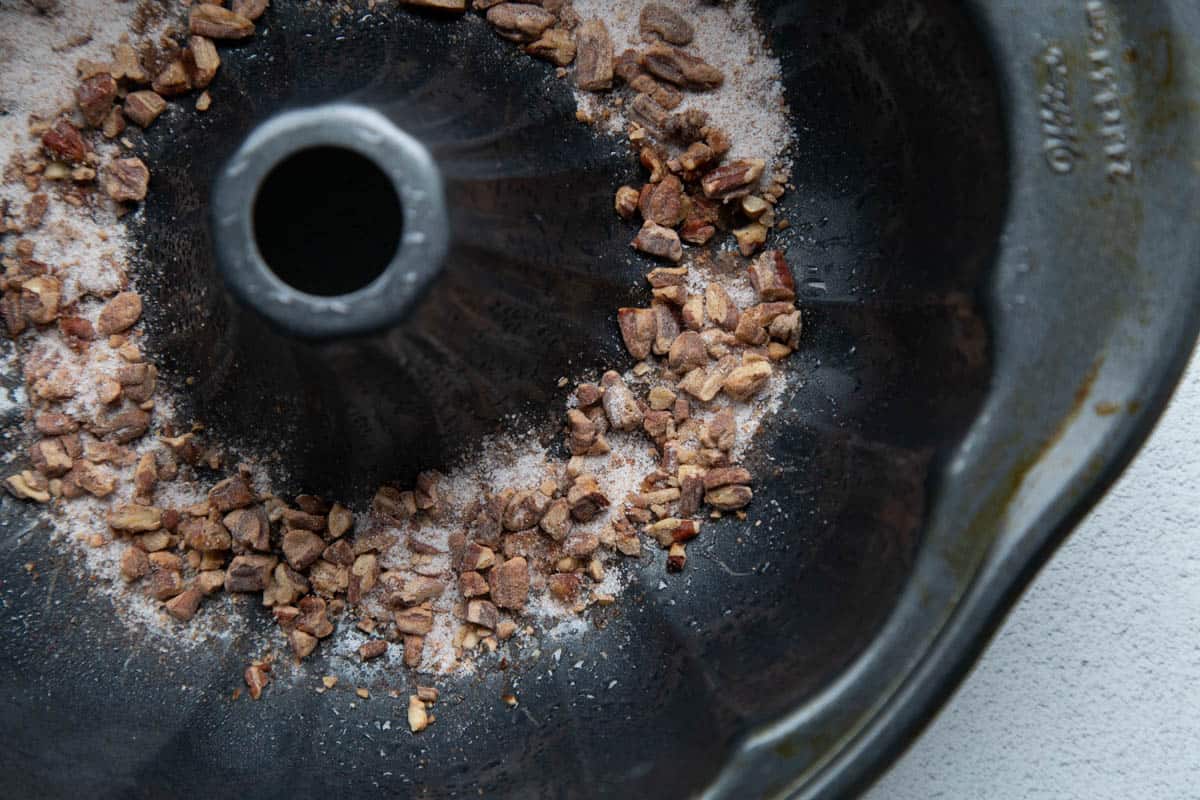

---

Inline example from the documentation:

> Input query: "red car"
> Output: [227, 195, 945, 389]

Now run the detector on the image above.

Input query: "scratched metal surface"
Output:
[0, 1, 1195, 799]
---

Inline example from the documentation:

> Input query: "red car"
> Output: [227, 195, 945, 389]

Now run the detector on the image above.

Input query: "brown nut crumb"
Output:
[526, 28, 576, 66]
[748, 250, 797, 302]
[614, 185, 639, 219]
[666, 542, 687, 572]
[120, 547, 149, 582]
[186, 36, 221, 89]
[600, 371, 643, 431]
[77, 73, 118, 128]
[459, 570, 490, 597]
[190, 4, 255, 39]
[151, 61, 191, 97]
[539, 497, 573, 540]
[42, 119, 89, 164]
[225, 554, 277, 592]
[467, 598, 500, 629]
[486, 3, 555, 43]
[723, 359, 772, 401]
[574, 19, 614, 90]
[120, 89, 165, 127]
[638, 175, 686, 227]
[488, 556, 530, 610]
[106, 503, 162, 532]
[403, 635, 425, 668]
[640, 42, 723, 90]
[734, 222, 768, 256]
[290, 629, 318, 658]
[395, 607, 434, 635]
[165, 587, 203, 622]
[459, 541, 496, 572]
[639, 3, 694, 45]
[103, 158, 150, 203]
[231, 0, 270, 20]
[408, 694, 430, 732]
[567, 474, 609, 521]
[705, 484, 753, 510]
[701, 159, 765, 201]
[358, 640, 388, 661]
[244, 664, 270, 699]
[667, 330, 707, 372]
[617, 306, 656, 360]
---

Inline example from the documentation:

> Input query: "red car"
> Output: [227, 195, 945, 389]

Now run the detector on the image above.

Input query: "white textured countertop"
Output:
[867, 351, 1200, 798]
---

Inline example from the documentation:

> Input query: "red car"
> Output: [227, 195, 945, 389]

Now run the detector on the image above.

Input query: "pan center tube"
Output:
[211, 104, 448, 338]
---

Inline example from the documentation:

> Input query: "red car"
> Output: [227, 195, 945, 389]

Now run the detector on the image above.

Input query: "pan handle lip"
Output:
[701, 0, 1200, 796]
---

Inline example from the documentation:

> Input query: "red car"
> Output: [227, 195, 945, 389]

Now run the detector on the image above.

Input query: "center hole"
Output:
[253, 146, 403, 297]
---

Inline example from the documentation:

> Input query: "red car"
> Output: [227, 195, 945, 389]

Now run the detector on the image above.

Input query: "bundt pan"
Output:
[0, 0, 1198, 797]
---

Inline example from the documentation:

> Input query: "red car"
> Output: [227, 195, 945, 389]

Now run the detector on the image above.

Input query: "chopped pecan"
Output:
[630, 73, 682, 109]
[548, 573, 581, 603]
[231, 0, 270, 20]
[632, 220, 682, 262]
[701, 159, 765, 201]
[574, 19, 613, 90]
[399, 577, 445, 605]
[486, 3, 555, 43]
[617, 307, 655, 360]
[165, 587, 203, 621]
[107, 503, 162, 532]
[466, 598, 500, 629]
[403, 635, 425, 668]
[42, 119, 88, 164]
[680, 293, 706, 330]
[652, 301, 679, 355]
[359, 640, 388, 661]
[112, 43, 147, 83]
[526, 28, 575, 65]
[327, 502, 354, 538]
[678, 354, 739, 402]
[641, 43, 723, 90]
[668, 330, 708, 372]
[563, 529, 599, 558]
[615, 185, 640, 219]
[289, 629, 317, 658]
[244, 664, 270, 699]
[209, 475, 255, 512]
[639, 3, 694, 45]
[735, 301, 794, 345]
[566, 408, 597, 455]
[705, 484, 753, 510]
[186, 36, 221, 89]
[748, 250, 796, 302]
[151, 61, 191, 97]
[567, 474, 608, 521]
[225, 506, 270, 551]
[640, 145, 668, 182]
[723, 358, 772, 401]
[395, 607, 434, 635]
[282, 530, 324, 571]
[120, 547, 150, 582]
[666, 542, 687, 572]
[704, 283, 740, 331]
[189, 4, 255, 39]
[459, 570, 490, 597]
[701, 408, 736, 451]
[373, 485, 416, 520]
[322, 539, 354, 566]
[296, 595, 334, 637]
[703, 467, 752, 490]
[734, 223, 768, 256]
[103, 158, 150, 203]
[347, 553, 379, 604]
[539, 497, 573, 540]
[769, 310, 802, 348]
[77, 73, 117, 128]
[225, 554, 277, 592]
[638, 175, 686, 227]
[629, 93, 670, 131]
[600, 371, 642, 431]
[503, 489, 550, 531]
[489, 556, 530, 610]
[459, 542, 496, 571]
[408, 694, 429, 731]
[113, 81, 160, 124]
[263, 563, 309, 606]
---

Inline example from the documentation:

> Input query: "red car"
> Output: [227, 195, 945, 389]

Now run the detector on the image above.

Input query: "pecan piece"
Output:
[600, 371, 642, 431]
[120, 547, 150, 582]
[702, 159, 765, 201]
[282, 530, 324, 571]
[503, 489, 550, 531]
[123, 91, 167, 128]
[244, 664, 270, 699]
[189, 4, 255, 39]
[548, 573, 581, 603]
[225, 506, 271, 551]
[103, 158, 150, 203]
[668, 330, 707, 372]
[734, 223, 768, 256]
[574, 19, 613, 90]
[652, 302, 679, 355]
[466, 598, 500, 629]
[395, 607, 434, 635]
[769, 310, 802, 348]
[705, 484, 753, 510]
[107, 503, 162, 532]
[567, 474, 608, 521]
[678, 354, 739, 402]
[186, 36, 221, 89]
[748, 250, 797, 302]
[225, 554, 277, 592]
[459, 571, 490, 598]
[231, 0, 270, 21]
[151, 61, 191, 97]
[704, 283, 741, 331]
[630, 73, 683, 109]
[526, 28, 575, 66]
[638, 175, 686, 227]
[209, 475, 255, 512]
[42, 119, 89, 164]
[640, 43, 723, 90]
[165, 587, 203, 622]
[486, 3, 555, 43]
[632, 221, 682, 262]
[359, 640, 387, 661]
[617, 306, 655, 360]
[489, 556, 530, 610]
[615, 185, 640, 219]
[723, 359, 772, 401]
[77, 73, 117, 128]
[640, 3, 694, 45]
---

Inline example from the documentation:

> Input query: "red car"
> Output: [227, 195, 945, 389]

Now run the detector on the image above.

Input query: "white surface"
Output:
[867, 351, 1200, 799]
